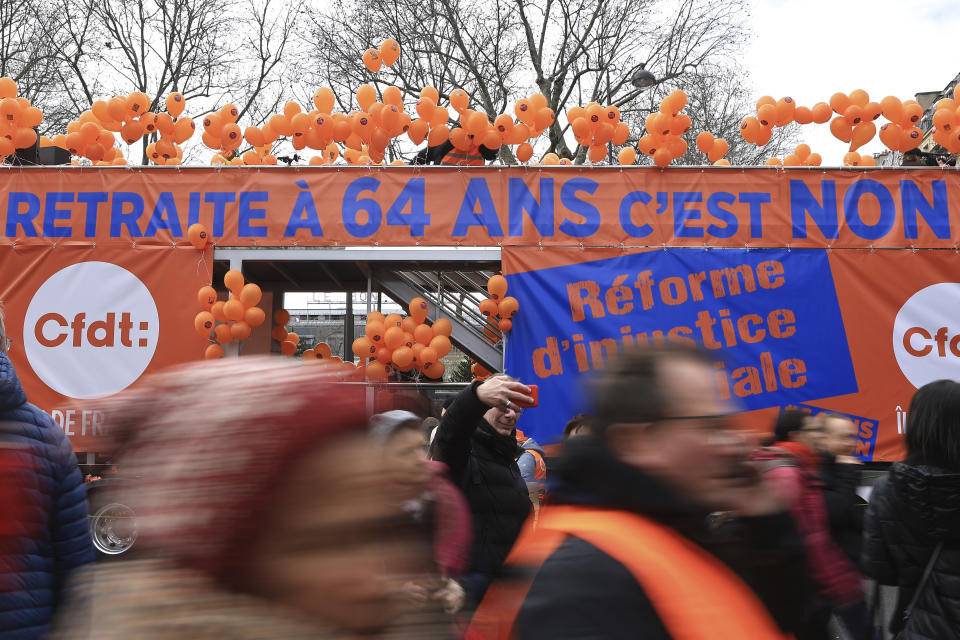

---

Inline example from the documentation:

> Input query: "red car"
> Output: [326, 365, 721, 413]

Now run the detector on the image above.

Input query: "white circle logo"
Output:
[23, 262, 159, 399]
[893, 282, 960, 389]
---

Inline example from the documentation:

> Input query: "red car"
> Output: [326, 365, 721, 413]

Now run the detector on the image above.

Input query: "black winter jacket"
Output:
[432, 383, 530, 601]
[820, 457, 866, 566]
[515, 436, 807, 639]
[862, 461, 960, 639]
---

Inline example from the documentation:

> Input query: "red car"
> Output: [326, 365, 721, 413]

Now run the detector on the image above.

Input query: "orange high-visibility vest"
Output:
[467, 505, 789, 640]
[440, 146, 485, 166]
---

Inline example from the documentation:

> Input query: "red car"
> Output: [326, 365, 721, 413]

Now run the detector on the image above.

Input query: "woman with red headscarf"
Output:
[53, 358, 454, 640]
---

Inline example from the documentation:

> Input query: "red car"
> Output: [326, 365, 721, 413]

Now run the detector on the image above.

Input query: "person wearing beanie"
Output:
[52, 359, 455, 640]
[430, 375, 534, 606]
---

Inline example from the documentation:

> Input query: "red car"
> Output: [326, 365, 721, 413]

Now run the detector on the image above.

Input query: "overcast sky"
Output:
[741, 0, 960, 163]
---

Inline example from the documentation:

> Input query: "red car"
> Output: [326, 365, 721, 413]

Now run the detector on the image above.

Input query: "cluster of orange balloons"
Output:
[0, 77, 42, 158]
[695, 132, 730, 165]
[766, 143, 822, 167]
[827, 91, 883, 152]
[354, 298, 453, 381]
[638, 91, 692, 168]
[363, 38, 401, 72]
[567, 102, 630, 164]
[478, 275, 518, 341]
[270, 309, 303, 356]
[931, 86, 960, 153]
[742, 95, 826, 148]
[139, 92, 195, 165]
[841, 152, 876, 167]
[201, 103, 259, 165]
[195, 270, 266, 359]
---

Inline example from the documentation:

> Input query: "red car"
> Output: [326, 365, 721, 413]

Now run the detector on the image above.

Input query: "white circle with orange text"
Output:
[893, 283, 960, 389]
[23, 262, 159, 399]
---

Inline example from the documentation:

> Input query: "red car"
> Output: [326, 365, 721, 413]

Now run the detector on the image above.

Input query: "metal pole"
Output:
[606, 68, 614, 164]
[344, 292, 355, 362]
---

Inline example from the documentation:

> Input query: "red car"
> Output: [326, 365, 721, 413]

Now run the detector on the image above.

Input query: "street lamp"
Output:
[630, 63, 657, 88]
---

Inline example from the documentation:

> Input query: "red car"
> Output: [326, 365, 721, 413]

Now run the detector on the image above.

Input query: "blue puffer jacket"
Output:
[0, 352, 96, 639]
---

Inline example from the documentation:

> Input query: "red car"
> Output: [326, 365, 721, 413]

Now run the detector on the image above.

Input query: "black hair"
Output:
[562, 414, 594, 440]
[905, 379, 960, 471]
[589, 344, 711, 437]
[772, 409, 809, 444]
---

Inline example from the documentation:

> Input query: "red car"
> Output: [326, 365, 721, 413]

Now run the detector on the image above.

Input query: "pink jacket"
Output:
[754, 443, 864, 607]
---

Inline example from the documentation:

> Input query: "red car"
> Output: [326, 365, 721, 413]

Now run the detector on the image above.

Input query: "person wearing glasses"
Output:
[470, 346, 806, 640]
[754, 410, 870, 640]
[0, 302, 95, 639]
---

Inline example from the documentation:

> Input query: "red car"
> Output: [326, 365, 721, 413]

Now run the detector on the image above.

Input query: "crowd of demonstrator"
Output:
[1, 301, 958, 639]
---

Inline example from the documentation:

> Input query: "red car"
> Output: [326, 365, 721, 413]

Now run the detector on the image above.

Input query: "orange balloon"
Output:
[315, 343, 332, 359]
[186, 223, 208, 249]
[239, 283, 262, 307]
[499, 296, 519, 318]
[197, 286, 217, 309]
[429, 334, 451, 357]
[433, 317, 452, 337]
[223, 299, 244, 321]
[194, 311, 215, 336]
[829, 92, 851, 115]
[212, 301, 228, 323]
[362, 49, 382, 73]
[829, 117, 853, 143]
[498, 319, 513, 332]
[409, 297, 429, 319]
[588, 144, 606, 163]
[231, 321, 252, 341]
[215, 323, 233, 344]
[204, 344, 224, 360]
[383, 313, 402, 329]
[425, 360, 445, 379]
[794, 106, 814, 125]
[245, 306, 266, 328]
[392, 346, 414, 370]
[450, 89, 469, 114]
[414, 324, 434, 345]
[653, 147, 671, 168]
[273, 309, 290, 325]
[223, 269, 244, 293]
[280, 341, 296, 356]
[849, 121, 876, 152]
[401, 316, 418, 335]
[696, 131, 715, 154]
[271, 325, 288, 342]
[384, 326, 404, 349]
[708, 139, 728, 162]
[352, 337, 374, 358]
[366, 320, 385, 343]
[420, 347, 438, 365]
[618, 147, 636, 165]
[478, 298, 499, 317]
[380, 39, 400, 66]
[166, 92, 185, 118]
[365, 361, 388, 381]
[516, 142, 533, 162]
[487, 275, 508, 300]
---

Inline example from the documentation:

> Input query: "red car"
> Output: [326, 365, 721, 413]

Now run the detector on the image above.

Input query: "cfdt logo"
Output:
[23, 262, 159, 399]
[893, 283, 960, 389]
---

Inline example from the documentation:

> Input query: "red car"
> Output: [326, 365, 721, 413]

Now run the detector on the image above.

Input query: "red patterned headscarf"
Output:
[100, 357, 371, 586]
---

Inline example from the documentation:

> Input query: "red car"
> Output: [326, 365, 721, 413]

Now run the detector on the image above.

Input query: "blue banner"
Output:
[504, 248, 858, 443]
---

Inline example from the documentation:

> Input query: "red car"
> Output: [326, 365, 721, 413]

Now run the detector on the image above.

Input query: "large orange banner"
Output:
[0, 166, 956, 249]
[502, 245, 960, 462]
[0, 245, 211, 451]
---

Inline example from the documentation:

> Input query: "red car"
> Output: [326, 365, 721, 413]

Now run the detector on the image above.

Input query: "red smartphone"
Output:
[514, 385, 539, 409]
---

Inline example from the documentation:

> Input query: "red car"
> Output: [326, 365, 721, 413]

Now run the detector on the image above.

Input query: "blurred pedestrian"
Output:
[514, 429, 546, 505]
[371, 410, 472, 615]
[471, 346, 805, 639]
[862, 380, 960, 639]
[431, 375, 534, 606]
[813, 413, 866, 566]
[561, 413, 593, 441]
[754, 410, 869, 640]
[0, 302, 95, 640]
[53, 358, 454, 640]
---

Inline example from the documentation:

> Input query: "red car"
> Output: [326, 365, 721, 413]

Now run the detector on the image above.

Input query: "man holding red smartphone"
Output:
[430, 374, 535, 608]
